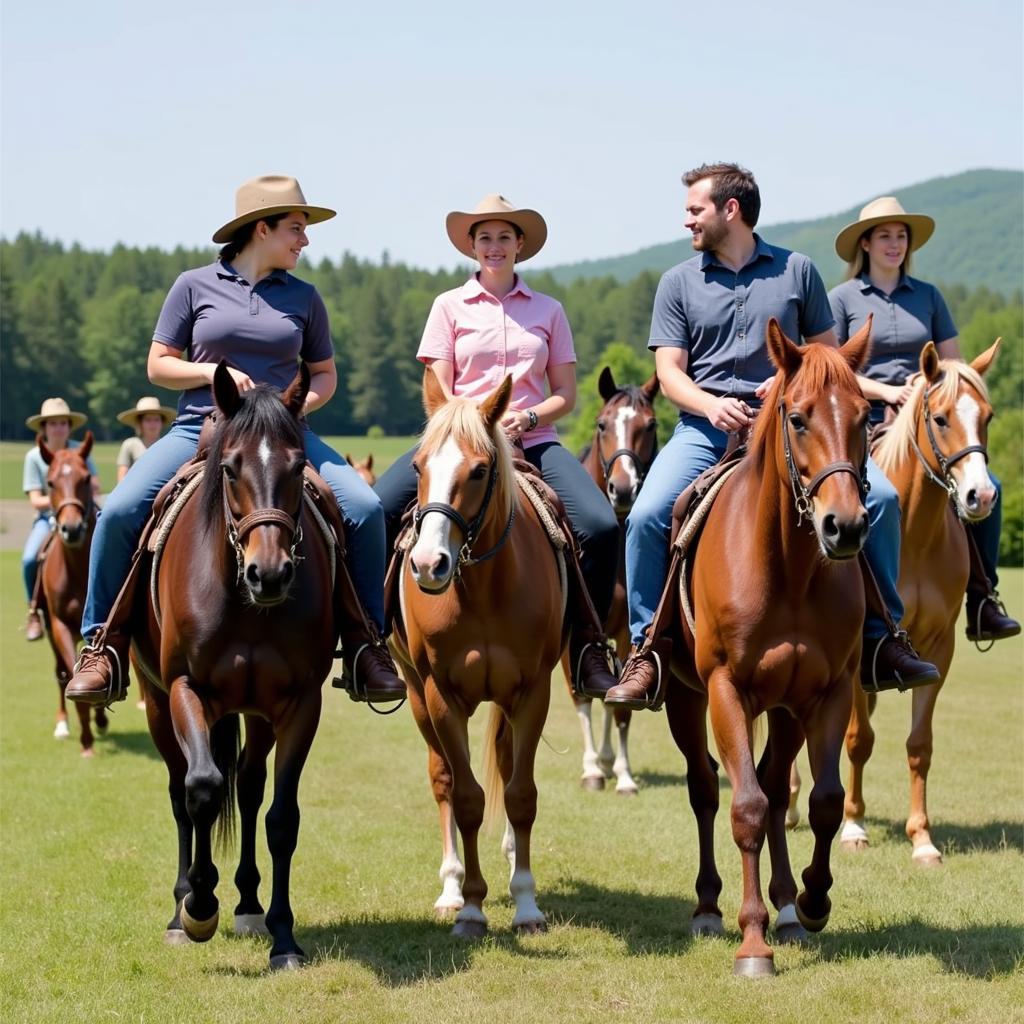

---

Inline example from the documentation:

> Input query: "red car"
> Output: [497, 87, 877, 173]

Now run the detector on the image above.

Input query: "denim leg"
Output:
[22, 514, 53, 601]
[863, 457, 904, 638]
[304, 430, 387, 632]
[625, 415, 729, 645]
[968, 472, 1002, 590]
[373, 445, 419, 555]
[82, 424, 202, 638]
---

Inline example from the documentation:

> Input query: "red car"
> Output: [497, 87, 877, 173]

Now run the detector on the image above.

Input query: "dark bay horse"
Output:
[568, 367, 659, 794]
[131, 362, 335, 971]
[38, 433, 109, 754]
[391, 369, 564, 936]
[667, 320, 872, 976]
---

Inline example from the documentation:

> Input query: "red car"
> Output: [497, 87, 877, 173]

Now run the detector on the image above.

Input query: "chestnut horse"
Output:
[37, 434, 109, 754]
[666, 320, 872, 976]
[131, 363, 335, 971]
[346, 452, 376, 486]
[567, 367, 659, 795]
[391, 369, 564, 936]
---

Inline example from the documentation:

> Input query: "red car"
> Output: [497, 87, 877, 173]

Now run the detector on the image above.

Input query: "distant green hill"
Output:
[540, 169, 1023, 294]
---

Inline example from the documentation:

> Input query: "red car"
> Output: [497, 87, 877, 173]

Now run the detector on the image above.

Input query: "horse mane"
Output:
[419, 396, 515, 521]
[200, 385, 305, 535]
[873, 360, 990, 476]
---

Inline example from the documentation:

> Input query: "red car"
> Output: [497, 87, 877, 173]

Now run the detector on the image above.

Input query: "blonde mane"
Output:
[873, 360, 990, 476]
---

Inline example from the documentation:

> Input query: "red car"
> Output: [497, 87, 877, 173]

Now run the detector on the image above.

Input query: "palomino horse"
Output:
[666, 320, 873, 976]
[131, 363, 335, 971]
[834, 341, 1001, 865]
[346, 452, 376, 486]
[567, 367, 659, 794]
[38, 434, 109, 754]
[391, 369, 564, 936]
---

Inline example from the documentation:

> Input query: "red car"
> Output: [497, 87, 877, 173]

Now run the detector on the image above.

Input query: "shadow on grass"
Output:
[874, 817, 1024, 855]
[97, 726, 161, 761]
[635, 769, 732, 791]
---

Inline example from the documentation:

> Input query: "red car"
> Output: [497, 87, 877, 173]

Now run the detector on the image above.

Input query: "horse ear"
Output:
[423, 365, 447, 417]
[213, 361, 243, 419]
[365, 453, 374, 470]
[838, 314, 872, 374]
[765, 318, 803, 376]
[282, 362, 310, 418]
[970, 337, 1001, 377]
[38, 435, 54, 465]
[78, 430, 94, 461]
[919, 341, 941, 383]
[480, 375, 513, 431]
[598, 366, 617, 401]
[641, 372, 660, 401]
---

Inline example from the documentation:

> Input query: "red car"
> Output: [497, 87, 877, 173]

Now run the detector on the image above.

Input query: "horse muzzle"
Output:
[409, 545, 457, 594]
[243, 557, 295, 606]
[815, 507, 869, 561]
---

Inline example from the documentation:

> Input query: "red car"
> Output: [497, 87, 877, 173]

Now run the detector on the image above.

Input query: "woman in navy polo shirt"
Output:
[829, 196, 1019, 645]
[66, 176, 406, 707]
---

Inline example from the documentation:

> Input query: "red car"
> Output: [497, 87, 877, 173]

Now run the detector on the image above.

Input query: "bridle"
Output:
[779, 399, 870, 527]
[412, 456, 515, 584]
[596, 399, 658, 488]
[222, 468, 304, 585]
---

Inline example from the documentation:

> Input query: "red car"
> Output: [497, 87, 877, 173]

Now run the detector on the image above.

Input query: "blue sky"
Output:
[2, 0, 1021, 271]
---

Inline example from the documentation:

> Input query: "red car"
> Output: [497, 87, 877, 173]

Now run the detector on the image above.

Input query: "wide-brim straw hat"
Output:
[446, 194, 548, 263]
[117, 396, 176, 427]
[834, 196, 935, 263]
[212, 175, 336, 244]
[26, 397, 87, 432]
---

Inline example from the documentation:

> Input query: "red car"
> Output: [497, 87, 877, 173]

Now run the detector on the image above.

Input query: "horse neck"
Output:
[887, 420, 957, 547]
[581, 437, 605, 490]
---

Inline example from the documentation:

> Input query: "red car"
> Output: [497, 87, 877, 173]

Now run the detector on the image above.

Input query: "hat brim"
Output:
[117, 406, 176, 427]
[834, 212, 935, 263]
[212, 205, 336, 244]
[446, 208, 547, 263]
[26, 411, 87, 432]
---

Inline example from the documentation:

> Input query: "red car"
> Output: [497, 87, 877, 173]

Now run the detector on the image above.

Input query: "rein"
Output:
[596, 397, 657, 488]
[221, 469, 304, 585]
[779, 399, 870, 527]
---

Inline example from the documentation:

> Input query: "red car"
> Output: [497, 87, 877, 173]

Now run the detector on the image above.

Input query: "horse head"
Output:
[346, 452, 376, 486]
[40, 431, 94, 548]
[206, 360, 310, 606]
[408, 367, 515, 593]
[758, 317, 872, 560]
[593, 366, 659, 515]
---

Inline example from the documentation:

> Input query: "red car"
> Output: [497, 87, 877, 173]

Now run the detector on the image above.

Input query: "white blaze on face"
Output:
[410, 436, 463, 581]
[258, 438, 272, 468]
[613, 406, 639, 493]
[953, 393, 995, 508]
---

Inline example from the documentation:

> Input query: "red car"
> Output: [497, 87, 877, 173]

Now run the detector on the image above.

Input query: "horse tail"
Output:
[482, 705, 507, 832]
[211, 713, 241, 856]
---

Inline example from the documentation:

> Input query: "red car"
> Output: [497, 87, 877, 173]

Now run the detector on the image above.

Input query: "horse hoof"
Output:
[164, 928, 191, 946]
[841, 821, 869, 851]
[774, 922, 810, 945]
[180, 903, 219, 942]
[911, 843, 943, 867]
[53, 720, 70, 740]
[733, 956, 775, 978]
[433, 901, 463, 920]
[580, 775, 605, 792]
[269, 953, 306, 972]
[513, 919, 548, 936]
[691, 913, 724, 938]
[840, 837, 869, 852]
[80, 747, 95, 759]
[615, 785, 639, 797]
[234, 913, 270, 938]
[451, 919, 488, 940]
[795, 894, 830, 933]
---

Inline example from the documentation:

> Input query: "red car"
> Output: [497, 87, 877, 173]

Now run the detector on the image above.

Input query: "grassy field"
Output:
[1, 554, 1021, 1023]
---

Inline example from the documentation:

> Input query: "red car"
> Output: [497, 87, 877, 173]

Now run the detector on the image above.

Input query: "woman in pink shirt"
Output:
[376, 194, 620, 698]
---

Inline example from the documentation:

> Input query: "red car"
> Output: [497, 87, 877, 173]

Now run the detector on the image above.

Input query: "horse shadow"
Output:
[96, 725, 161, 761]
[876, 817, 1024, 855]
[635, 769, 732, 791]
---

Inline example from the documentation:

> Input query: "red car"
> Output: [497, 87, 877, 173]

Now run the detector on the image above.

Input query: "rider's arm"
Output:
[27, 488, 49, 512]
[655, 347, 752, 433]
[303, 357, 335, 415]
[147, 341, 226, 390]
[422, 359, 455, 398]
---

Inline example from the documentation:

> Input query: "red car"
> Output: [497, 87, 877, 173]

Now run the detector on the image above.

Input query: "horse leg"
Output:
[577, 698, 606, 791]
[786, 761, 802, 829]
[234, 714, 275, 937]
[264, 691, 322, 970]
[758, 709, 808, 944]
[841, 684, 875, 851]
[49, 616, 92, 754]
[665, 680, 723, 936]
[906, 673, 946, 867]
[597, 700, 615, 779]
[610, 707, 638, 796]
[707, 669, 773, 976]
[796, 677, 853, 934]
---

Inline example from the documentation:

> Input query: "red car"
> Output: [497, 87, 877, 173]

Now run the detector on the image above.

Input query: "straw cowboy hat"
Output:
[834, 196, 935, 263]
[212, 175, 336, 244]
[117, 396, 176, 428]
[26, 397, 87, 432]
[446, 194, 548, 263]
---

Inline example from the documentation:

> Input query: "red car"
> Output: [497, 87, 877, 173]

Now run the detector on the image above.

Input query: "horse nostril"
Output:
[965, 489, 979, 511]
[435, 550, 451, 578]
[822, 513, 839, 540]
[245, 563, 260, 586]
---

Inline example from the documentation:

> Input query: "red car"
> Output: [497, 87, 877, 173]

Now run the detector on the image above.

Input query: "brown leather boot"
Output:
[569, 624, 618, 700]
[66, 633, 130, 706]
[25, 607, 43, 642]
[965, 592, 1021, 644]
[604, 638, 672, 711]
[860, 632, 940, 693]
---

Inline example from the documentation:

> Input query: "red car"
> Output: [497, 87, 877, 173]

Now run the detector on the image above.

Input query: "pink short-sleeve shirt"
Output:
[417, 275, 577, 449]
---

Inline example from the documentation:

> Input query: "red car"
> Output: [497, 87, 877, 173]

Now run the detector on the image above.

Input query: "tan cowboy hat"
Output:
[117, 395, 176, 428]
[834, 196, 935, 263]
[446, 194, 548, 263]
[26, 397, 87, 432]
[212, 175, 336, 244]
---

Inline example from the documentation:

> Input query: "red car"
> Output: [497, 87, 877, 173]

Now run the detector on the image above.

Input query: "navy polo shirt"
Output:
[153, 261, 334, 422]
[829, 273, 957, 387]
[648, 235, 835, 402]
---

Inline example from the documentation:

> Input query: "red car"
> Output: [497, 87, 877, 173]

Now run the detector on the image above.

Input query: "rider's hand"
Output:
[889, 381, 915, 407]
[500, 410, 529, 441]
[755, 374, 778, 400]
[705, 396, 754, 433]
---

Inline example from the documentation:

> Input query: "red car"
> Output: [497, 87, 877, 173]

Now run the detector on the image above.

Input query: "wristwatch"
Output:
[525, 409, 539, 431]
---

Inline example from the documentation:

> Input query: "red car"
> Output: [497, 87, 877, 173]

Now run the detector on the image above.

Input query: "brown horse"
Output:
[832, 341, 1001, 865]
[666, 320, 872, 976]
[567, 367, 659, 794]
[131, 362, 335, 971]
[38, 433, 109, 755]
[346, 452, 376, 486]
[391, 369, 564, 936]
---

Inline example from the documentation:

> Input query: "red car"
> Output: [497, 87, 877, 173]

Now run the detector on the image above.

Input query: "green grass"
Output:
[1, 556, 1022, 1023]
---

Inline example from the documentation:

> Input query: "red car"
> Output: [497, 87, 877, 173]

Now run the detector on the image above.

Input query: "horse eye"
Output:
[470, 464, 487, 481]
[933, 415, 948, 429]
[788, 413, 806, 431]
[597, 420, 607, 432]
[645, 420, 656, 432]
[221, 462, 237, 481]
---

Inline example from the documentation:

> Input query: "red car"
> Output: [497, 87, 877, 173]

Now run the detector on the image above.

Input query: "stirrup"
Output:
[331, 640, 407, 715]
[968, 591, 1019, 652]
[570, 639, 618, 700]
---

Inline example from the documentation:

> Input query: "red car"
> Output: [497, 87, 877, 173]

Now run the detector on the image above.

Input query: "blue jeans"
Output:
[22, 512, 53, 602]
[624, 413, 905, 645]
[82, 421, 387, 638]
[970, 473, 1003, 589]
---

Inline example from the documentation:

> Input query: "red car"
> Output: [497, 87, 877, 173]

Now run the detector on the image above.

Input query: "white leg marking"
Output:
[501, 818, 516, 881]
[435, 807, 465, 913]
[576, 703, 604, 781]
[597, 704, 615, 778]
[509, 867, 546, 929]
[613, 715, 638, 795]
[54, 719, 70, 739]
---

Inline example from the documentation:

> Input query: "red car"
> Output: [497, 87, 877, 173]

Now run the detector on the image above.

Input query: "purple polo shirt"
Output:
[153, 261, 333, 422]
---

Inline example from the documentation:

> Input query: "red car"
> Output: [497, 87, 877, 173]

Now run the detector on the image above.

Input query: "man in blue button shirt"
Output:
[604, 163, 939, 709]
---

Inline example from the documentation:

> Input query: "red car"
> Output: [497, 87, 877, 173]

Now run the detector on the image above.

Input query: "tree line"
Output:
[1, 232, 1020, 561]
